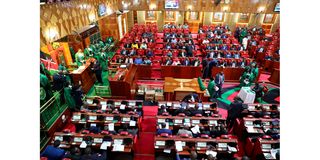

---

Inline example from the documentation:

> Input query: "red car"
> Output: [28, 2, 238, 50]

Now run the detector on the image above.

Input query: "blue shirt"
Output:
[134, 58, 143, 64]
[41, 145, 65, 160]
[156, 129, 172, 135]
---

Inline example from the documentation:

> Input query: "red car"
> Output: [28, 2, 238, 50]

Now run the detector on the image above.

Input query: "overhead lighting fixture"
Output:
[258, 6, 265, 13]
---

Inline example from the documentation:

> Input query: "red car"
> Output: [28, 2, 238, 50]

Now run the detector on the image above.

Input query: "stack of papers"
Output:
[120, 105, 126, 110]
[156, 141, 166, 146]
[129, 120, 136, 126]
[228, 146, 237, 152]
[163, 149, 171, 153]
[80, 141, 87, 148]
[206, 150, 217, 157]
[108, 123, 114, 131]
[86, 99, 93, 104]
[191, 125, 200, 134]
[101, 105, 107, 110]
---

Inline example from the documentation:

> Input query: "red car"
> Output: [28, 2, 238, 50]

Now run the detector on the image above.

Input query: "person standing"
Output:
[214, 71, 225, 98]
[227, 96, 244, 129]
[92, 60, 103, 84]
[207, 77, 217, 101]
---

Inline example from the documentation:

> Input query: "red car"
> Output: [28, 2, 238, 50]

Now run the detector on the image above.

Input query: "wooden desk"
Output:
[164, 77, 205, 101]
[154, 136, 238, 154]
[109, 64, 137, 99]
[243, 117, 280, 135]
[211, 67, 261, 81]
[161, 66, 202, 79]
[136, 64, 152, 79]
[254, 139, 280, 160]
[269, 68, 280, 85]
[52, 132, 134, 153]
[70, 58, 96, 93]
[84, 98, 143, 112]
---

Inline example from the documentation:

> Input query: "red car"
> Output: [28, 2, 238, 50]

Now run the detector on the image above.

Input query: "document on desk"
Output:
[100, 101, 107, 105]
[80, 141, 87, 148]
[112, 144, 125, 151]
[247, 126, 257, 133]
[270, 148, 280, 159]
[114, 139, 123, 145]
[120, 104, 126, 110]
[163, 149, 171, 153]
[206, 150, 217, 157]
[228, 146, 237, 152]
[175, 141, 183, 152]
[100, 141, 111, 150]
[86, 99, 93, 104]
[191, 125, 200, 134]
[101, 104, 107, 110]
[108, 123, 115, 131]
[129, 120, 136, 126]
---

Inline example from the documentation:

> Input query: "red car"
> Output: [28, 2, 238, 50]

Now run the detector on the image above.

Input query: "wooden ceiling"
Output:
[118, 0, 280, 14]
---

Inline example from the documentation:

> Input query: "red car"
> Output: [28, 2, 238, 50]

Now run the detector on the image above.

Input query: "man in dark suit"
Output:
[53, 71, 67, 91]
[92, 60, 103, 84]
[226, 96, 244, 128]
[41, 140, 65, 160]
[64, 147, 81, 160]
[182, 92, 199, 103]
[214, 71, 225, 98]
[252, 82, 263, 102]
[164, 57, 173, 65]
[181, 58, 190, 66]
[156, 123, 172, 135]
[80, 147, 107, 160]
[185, 44, 194, 57]
[191, 105, 203, 116]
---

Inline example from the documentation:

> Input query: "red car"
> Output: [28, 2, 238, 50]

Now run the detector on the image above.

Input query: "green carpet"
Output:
[217, 87, 241, 105]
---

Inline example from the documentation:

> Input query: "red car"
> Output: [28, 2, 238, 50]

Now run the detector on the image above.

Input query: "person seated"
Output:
[198, 27, 204, 34]
[64, 147, 81, 160]
[182, 23, 189, 29]
[166, 50, 173, 57]
[197, 126, 210, 137]
[88, 125, 102, 134]
[140, 42, 148, 49]
[207, 51, 215, 59]
[141, 37, 149, 43]
[156, 123, 172, 135]
[221, 44, 228, 51]
[192, 58, 201, 67]
[252, 82, 263, 101]
[211, 125, 227, 138]
[146, 49, 154, 57]
[118, 123, 138, 136]
[225, 52, 232, 58]
[164, 57, 173, 65]
[202, 38, 209, 44]
[80, 147, 106, 160]
[124, 43, 131, 49]
[234, 52, 240, 59]
[158, 105, 168, 115]
[134, 56, 143, 65]
[143, 57, 152, 65]
[172, 58, 181, 66]
[181, 57, 191, 66]
[171, 38, 178, 44]
[129, 48, 137, 56]
[176, 150, 198, 160]
[231, 60, 237, 68]
[131, 42, 139, 49]
[191, 105, 203, 116]
[178, 49, 187, 57]
[41, 140, 65, 160]
[177, 125, 193, 137]
[185, 44, 194, 57]
[165, 42, 171, 49]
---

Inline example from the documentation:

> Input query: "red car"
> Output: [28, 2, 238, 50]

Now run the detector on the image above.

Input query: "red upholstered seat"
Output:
[96, 110, 103, 113]
[180, 134, 190, 138]
[120, 131, 129, 136]
[128, 111, 135, 115]
[63, 129, 70, 133]
[101, 130, 109, 135]
[195, 114, 202, 117]
[178, 113, 186, 117]
[162, 112, 169, 116]
[200, 134, 209, 139]
[112, 110, 120, 114]
[81, 130, 90, 134]
[41, 157, 48, 160]
[244, 137, 256, 157]
[160, 133, 169, 137]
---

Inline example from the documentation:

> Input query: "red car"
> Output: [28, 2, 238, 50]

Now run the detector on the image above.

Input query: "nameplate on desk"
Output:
[228, 146, 237, 152]
[188, 104, 195, 108]
[120, 105, 126, 110]
[181, 141, 186, 147]
[247, 126, 258, 133]
[184, 118, 190, 123]
[245, 121, 253, 126]
[122, 117, 130, 122]
[167, 102, 172, 107]
[94, 138, 103, 143]
[59, 144, 67, 148]
[263, 153, 273, 159]
[73, 115, 81, 121]
[86, 99, 93, 104]
[156, 141, 166, 146]
[115, 102, 121, 106]
[101, 105, 107, 110]
[203, 104, 210, 109]
[174, 119, 183, 124]
[158, 103, 166, 107]
[263, 105, 270, 110]
[158, 119, 166, 123]
[129, 102, 136, 106]
[209, 120, 218, 126]
[112, 144, 125, 151]
[100, 101, 106, 105]
[192, 120, 200, 124]
[55, 136, 63, 141]
[248, 105, 255, 111]
[262, 144, 272, 149]
[90, 123, 96, 127]
[218, 143, 227, 148]
[106, 117, 114, 121]
[262, 122, 270, 126]
[89, 116, 97, 121]
[197, 142, 207, 147]
[74, 137, 83, 143]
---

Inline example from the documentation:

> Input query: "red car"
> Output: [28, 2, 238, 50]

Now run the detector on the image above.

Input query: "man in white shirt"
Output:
[242, 36, 248, 50]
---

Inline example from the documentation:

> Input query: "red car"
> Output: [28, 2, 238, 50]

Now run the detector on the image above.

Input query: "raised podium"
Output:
[70, 58, 96, 93]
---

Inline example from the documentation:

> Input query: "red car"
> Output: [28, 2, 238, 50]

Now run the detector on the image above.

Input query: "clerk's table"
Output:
[237, 87, 256, 103]
[164, 77, 205, 101]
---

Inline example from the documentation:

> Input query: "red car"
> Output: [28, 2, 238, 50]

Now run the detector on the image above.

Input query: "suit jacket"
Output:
[80, 151, 107, 160]
[177, 129, 193, 137]
[215, 74, 225, 86]
[40, 146, 65, 160]
[191, 110, 203, 116]
[182, 93, 199, 102]
[227, 100, 244, 120]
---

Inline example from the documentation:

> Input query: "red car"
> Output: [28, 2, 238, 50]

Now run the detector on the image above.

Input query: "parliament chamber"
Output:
[40, 0, 280, 160]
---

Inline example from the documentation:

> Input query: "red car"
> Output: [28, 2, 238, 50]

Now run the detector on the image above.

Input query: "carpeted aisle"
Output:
[134, 106, 158, 160]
